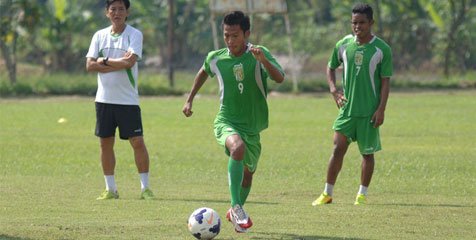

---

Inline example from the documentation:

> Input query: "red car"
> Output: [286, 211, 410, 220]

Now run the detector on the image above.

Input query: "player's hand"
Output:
[371, 109, 385, 128]
[124, 51, 133, 58]
[250, 46, 267, 63]
[331, 90, 347, 108]
[182, 101, 193, 117]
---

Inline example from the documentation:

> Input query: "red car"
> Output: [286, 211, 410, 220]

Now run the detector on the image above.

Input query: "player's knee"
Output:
[332, 143, 346, 157]
[229, 141, 246, 160]
[100, 138, 114, 150]
[362, 154, 374, 162]
[129, 137, 146, 149]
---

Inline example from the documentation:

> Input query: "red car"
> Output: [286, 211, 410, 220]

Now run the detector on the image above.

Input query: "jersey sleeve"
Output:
[128, 30, 143, 61]
[380, 46, 393, 78]
[202, 51, 215, 78]
[86, 32, 99, 59]
[260, 46, 284, 81]
[328, 43, 341, 69]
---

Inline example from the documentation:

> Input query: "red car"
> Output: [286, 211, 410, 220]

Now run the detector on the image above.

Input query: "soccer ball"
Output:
[187, 207, 221, 240]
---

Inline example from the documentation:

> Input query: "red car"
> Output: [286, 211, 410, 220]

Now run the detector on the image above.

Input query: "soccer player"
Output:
[86, 0, 156, 200]
[182, 11, 284, 233]
[312, 3, 392, 206]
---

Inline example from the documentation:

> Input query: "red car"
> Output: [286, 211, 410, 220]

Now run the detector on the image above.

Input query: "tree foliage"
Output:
[1, 0, 476, 85]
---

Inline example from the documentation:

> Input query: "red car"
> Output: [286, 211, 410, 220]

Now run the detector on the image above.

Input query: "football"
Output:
[187, 207, 221, 240]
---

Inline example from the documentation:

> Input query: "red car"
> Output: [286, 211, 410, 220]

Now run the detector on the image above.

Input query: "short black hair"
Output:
[352, 3, 373, 21]
[222, 11, 250, 33]
[106, 0, 130, 9]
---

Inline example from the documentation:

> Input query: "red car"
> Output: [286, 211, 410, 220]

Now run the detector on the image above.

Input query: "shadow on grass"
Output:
[0, 235, 33, 240]
[251, 232, 368, 240]
[165, 197, 278, 205]
[374, 203, 475, 208]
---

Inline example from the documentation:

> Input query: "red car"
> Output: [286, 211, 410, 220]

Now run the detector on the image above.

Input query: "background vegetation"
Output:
[1, 0, 476, 96]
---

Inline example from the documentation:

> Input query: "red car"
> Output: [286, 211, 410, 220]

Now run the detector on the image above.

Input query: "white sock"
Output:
[104, 175, 116, 192]
[358, 185, 368, 196]
[139, 172, 149, 191]
[324, 183, 334, 196]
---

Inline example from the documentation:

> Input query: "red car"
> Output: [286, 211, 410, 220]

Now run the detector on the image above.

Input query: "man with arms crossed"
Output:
[182, 11, 284, 233]
[86, 0, 155, 200]
[312, 3, 392, 206]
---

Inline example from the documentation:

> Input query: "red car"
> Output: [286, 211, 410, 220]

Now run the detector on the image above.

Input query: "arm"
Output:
[327, 65, 347, 108]
[371, 77, 390, 128]
[86, 57, 122, 73]
[97, 52, 138, 70]
[249, 47, 284, 83]
[182, 68, 209, 117]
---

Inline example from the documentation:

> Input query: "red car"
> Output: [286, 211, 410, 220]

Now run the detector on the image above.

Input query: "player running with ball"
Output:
[182, 11, 284, 233]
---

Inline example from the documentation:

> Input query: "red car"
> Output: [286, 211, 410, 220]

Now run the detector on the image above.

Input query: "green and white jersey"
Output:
[329, 35, 392, 117]
[203, 43, 284, 134]
[86, 24, 143, 105]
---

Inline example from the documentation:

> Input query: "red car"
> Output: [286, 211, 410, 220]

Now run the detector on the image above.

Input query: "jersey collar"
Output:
[227, 43, 252, 56]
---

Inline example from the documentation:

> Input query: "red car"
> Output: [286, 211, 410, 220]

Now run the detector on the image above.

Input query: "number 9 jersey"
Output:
[203, 43, 284, 134]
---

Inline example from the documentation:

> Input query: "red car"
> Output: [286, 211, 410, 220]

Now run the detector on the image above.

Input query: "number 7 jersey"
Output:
[203, 43, 284, 134]
[329, 35, 393, 117]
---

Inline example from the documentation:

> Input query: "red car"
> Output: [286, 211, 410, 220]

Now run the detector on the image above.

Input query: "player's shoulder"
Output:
[372, 36, 391, 51]
[93, 26, 112, 38]
[206, 48, 229, 61]
[335, 34, 355, 47]
[125, 24, 143, 36]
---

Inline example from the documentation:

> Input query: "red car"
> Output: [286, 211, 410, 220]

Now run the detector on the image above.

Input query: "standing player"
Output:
[86, 0, 155, 200]
[312, 3, 392, 206]
[182, 11, 284, 233]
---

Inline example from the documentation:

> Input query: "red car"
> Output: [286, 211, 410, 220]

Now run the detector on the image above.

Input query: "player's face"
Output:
[106, 1, 129, 26]
[223, 24, 250, 57]
[351, 13, 374, 40]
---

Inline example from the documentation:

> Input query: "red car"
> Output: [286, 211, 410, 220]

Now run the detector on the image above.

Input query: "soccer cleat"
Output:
[312, 193, 332, 206]
[354, 193, 368, 205]
[141, 187, 156, 200]
[227, 207, 248, 233]
[96, 189, 119, 200]
[230, 204, 253, 229]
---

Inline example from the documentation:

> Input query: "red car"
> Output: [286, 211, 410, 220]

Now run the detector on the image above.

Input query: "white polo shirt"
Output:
[86, 24, 143, 105]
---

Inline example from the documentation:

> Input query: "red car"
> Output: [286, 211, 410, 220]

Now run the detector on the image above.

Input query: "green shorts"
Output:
[332, 114, 381, 155]
[214, 122, 261, 172]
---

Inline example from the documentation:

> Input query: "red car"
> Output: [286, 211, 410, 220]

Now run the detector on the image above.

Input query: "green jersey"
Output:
[203, 43, 284, 134]
[329, 35, 393, 117]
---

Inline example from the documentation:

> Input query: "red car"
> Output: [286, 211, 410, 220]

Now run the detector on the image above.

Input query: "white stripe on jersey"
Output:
[210, 58, 224, 108]
[369, 46, 384, 97]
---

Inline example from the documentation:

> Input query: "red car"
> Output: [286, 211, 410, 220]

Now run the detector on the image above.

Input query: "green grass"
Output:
[1, 91, 475, 239]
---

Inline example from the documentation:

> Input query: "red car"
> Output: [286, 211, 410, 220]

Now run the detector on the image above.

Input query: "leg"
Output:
[226, 134, 246, 207]
[326, 131, 349, 185]
[240, 167, 254, 206]
[100, 137, 115, 175]
[226, 134, 246, 161]
[360, 154, 374, 187]
[129, 136, 149, 173]
[97, 137, 119, 199]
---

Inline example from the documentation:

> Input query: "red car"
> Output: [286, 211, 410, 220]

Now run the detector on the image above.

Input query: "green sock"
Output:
[228, 157, 243, 206]
[240, 185, 251, 206]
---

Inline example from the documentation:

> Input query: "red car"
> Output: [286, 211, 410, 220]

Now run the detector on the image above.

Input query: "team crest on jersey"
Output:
[233, 63, 244, 82]
[354, 51, 364, 66]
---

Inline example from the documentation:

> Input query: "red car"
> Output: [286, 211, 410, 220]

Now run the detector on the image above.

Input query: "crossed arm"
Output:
[86, 52, 138, 73]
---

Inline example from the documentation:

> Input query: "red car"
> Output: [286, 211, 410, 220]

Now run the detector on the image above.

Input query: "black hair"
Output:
[352, 3, 373, 21]
[106, 0, 130, 9]
[222, 11, 250, 33]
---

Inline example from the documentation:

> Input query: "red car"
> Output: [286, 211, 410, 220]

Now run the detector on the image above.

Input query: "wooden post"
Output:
[167, 0, 174, 88]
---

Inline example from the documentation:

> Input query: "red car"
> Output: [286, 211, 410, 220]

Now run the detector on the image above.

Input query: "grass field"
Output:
[1, 91, 475, 239]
